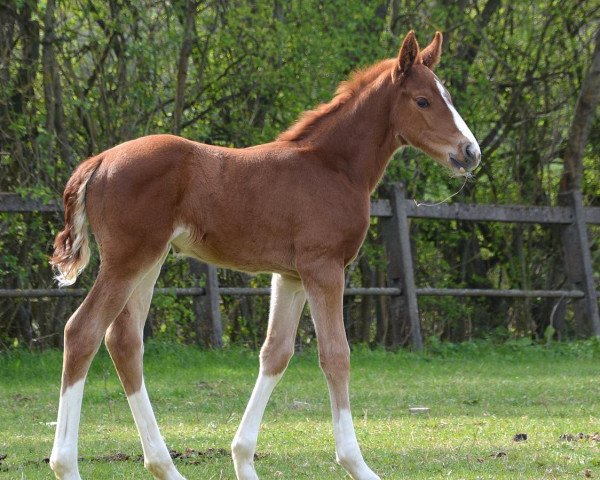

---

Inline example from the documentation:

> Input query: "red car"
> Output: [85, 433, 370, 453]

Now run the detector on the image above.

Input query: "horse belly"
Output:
[170, 227, 296, 276]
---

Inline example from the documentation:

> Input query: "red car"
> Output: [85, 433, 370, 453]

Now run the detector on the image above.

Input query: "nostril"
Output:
[464, 143, 480, 164]
[465, 144, 473, 159]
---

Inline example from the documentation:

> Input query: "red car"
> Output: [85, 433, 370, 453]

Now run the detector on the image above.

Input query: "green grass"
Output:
[1, 341, 600, 479]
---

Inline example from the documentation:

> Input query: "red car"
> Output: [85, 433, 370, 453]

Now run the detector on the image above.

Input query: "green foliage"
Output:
[1, 0, 599, 347]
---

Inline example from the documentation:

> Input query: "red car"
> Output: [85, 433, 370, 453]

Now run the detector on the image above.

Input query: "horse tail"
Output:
[50, 155, 103, 287]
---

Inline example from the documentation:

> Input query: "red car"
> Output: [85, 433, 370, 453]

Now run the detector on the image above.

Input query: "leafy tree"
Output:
[0, 0, 598, 348]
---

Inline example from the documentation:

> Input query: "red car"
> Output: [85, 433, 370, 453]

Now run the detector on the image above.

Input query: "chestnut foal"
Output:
[49, 31, 480, 480]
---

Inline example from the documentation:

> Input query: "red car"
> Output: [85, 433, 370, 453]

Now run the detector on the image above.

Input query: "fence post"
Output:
[559, 190, 600, 336]
[380, 182, 423, 350]
[188, 259, 223, 348]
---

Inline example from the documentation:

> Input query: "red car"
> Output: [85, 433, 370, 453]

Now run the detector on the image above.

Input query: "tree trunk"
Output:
[557, 26, 600, 337]
[173, 0, 197, 135]
[0, 4, 16, 165]
[43, 0, 72, 174]
[559, 27, 600, 194]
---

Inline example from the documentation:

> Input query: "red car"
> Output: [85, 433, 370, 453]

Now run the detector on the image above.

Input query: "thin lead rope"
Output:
[413, 176, 469, 207]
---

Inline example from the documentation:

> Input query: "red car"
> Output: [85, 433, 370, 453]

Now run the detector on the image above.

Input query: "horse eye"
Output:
[416, 97, 430, 108]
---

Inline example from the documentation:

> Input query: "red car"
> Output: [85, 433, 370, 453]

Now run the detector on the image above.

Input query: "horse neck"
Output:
[305, 79, 400, 192]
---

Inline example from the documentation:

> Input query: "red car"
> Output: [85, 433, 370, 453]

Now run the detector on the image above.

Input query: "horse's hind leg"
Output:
[104, 250, 185, 480]
[49, 247, 169, 480]
[50, 272, 143, 479]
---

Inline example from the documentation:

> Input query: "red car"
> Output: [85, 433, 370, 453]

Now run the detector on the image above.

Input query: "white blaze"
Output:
[435, 79, 480, 156]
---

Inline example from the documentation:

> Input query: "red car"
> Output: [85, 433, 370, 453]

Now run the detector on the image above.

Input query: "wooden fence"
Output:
[2, 183, 599, 349]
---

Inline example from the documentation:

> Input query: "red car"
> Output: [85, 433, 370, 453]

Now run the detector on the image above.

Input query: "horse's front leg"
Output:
[301, 263, 380, 480]
[232, 273, 306, 480]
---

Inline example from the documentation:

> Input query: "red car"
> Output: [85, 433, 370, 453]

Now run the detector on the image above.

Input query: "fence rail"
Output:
[2, 186, 599, 348]
[0, 286, 584, 300]
[0, 287, 404, 298]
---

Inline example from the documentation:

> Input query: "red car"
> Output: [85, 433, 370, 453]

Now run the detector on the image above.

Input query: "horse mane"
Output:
[277, 59, 396, 142]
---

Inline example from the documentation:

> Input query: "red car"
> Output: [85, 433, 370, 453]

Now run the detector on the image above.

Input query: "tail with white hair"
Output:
[50, 155, 103, 286]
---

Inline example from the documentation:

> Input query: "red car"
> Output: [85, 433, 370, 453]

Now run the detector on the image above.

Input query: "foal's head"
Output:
[390, 31, 481, 175]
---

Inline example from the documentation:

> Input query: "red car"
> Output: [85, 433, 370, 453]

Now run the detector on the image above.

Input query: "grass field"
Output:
[1, 340, 599, 479]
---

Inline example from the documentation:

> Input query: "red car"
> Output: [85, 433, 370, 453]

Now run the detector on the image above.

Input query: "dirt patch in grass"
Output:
[37, 447, 263, 467]
[560, 433, 600, 442]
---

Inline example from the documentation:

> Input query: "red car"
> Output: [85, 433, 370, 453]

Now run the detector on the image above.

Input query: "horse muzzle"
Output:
[450, 142, 481, 173]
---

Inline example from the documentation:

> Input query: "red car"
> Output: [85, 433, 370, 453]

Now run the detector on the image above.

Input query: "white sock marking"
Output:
[127, 382, 185, 479]
[232, 372, 282, 479]
[50, 379, 85, 479]
[333, 409, 380, 480]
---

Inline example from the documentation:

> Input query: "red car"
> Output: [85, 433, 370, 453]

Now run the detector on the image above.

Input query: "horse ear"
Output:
[420, 31, 443, 70]
[394, 30, 420, 81]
